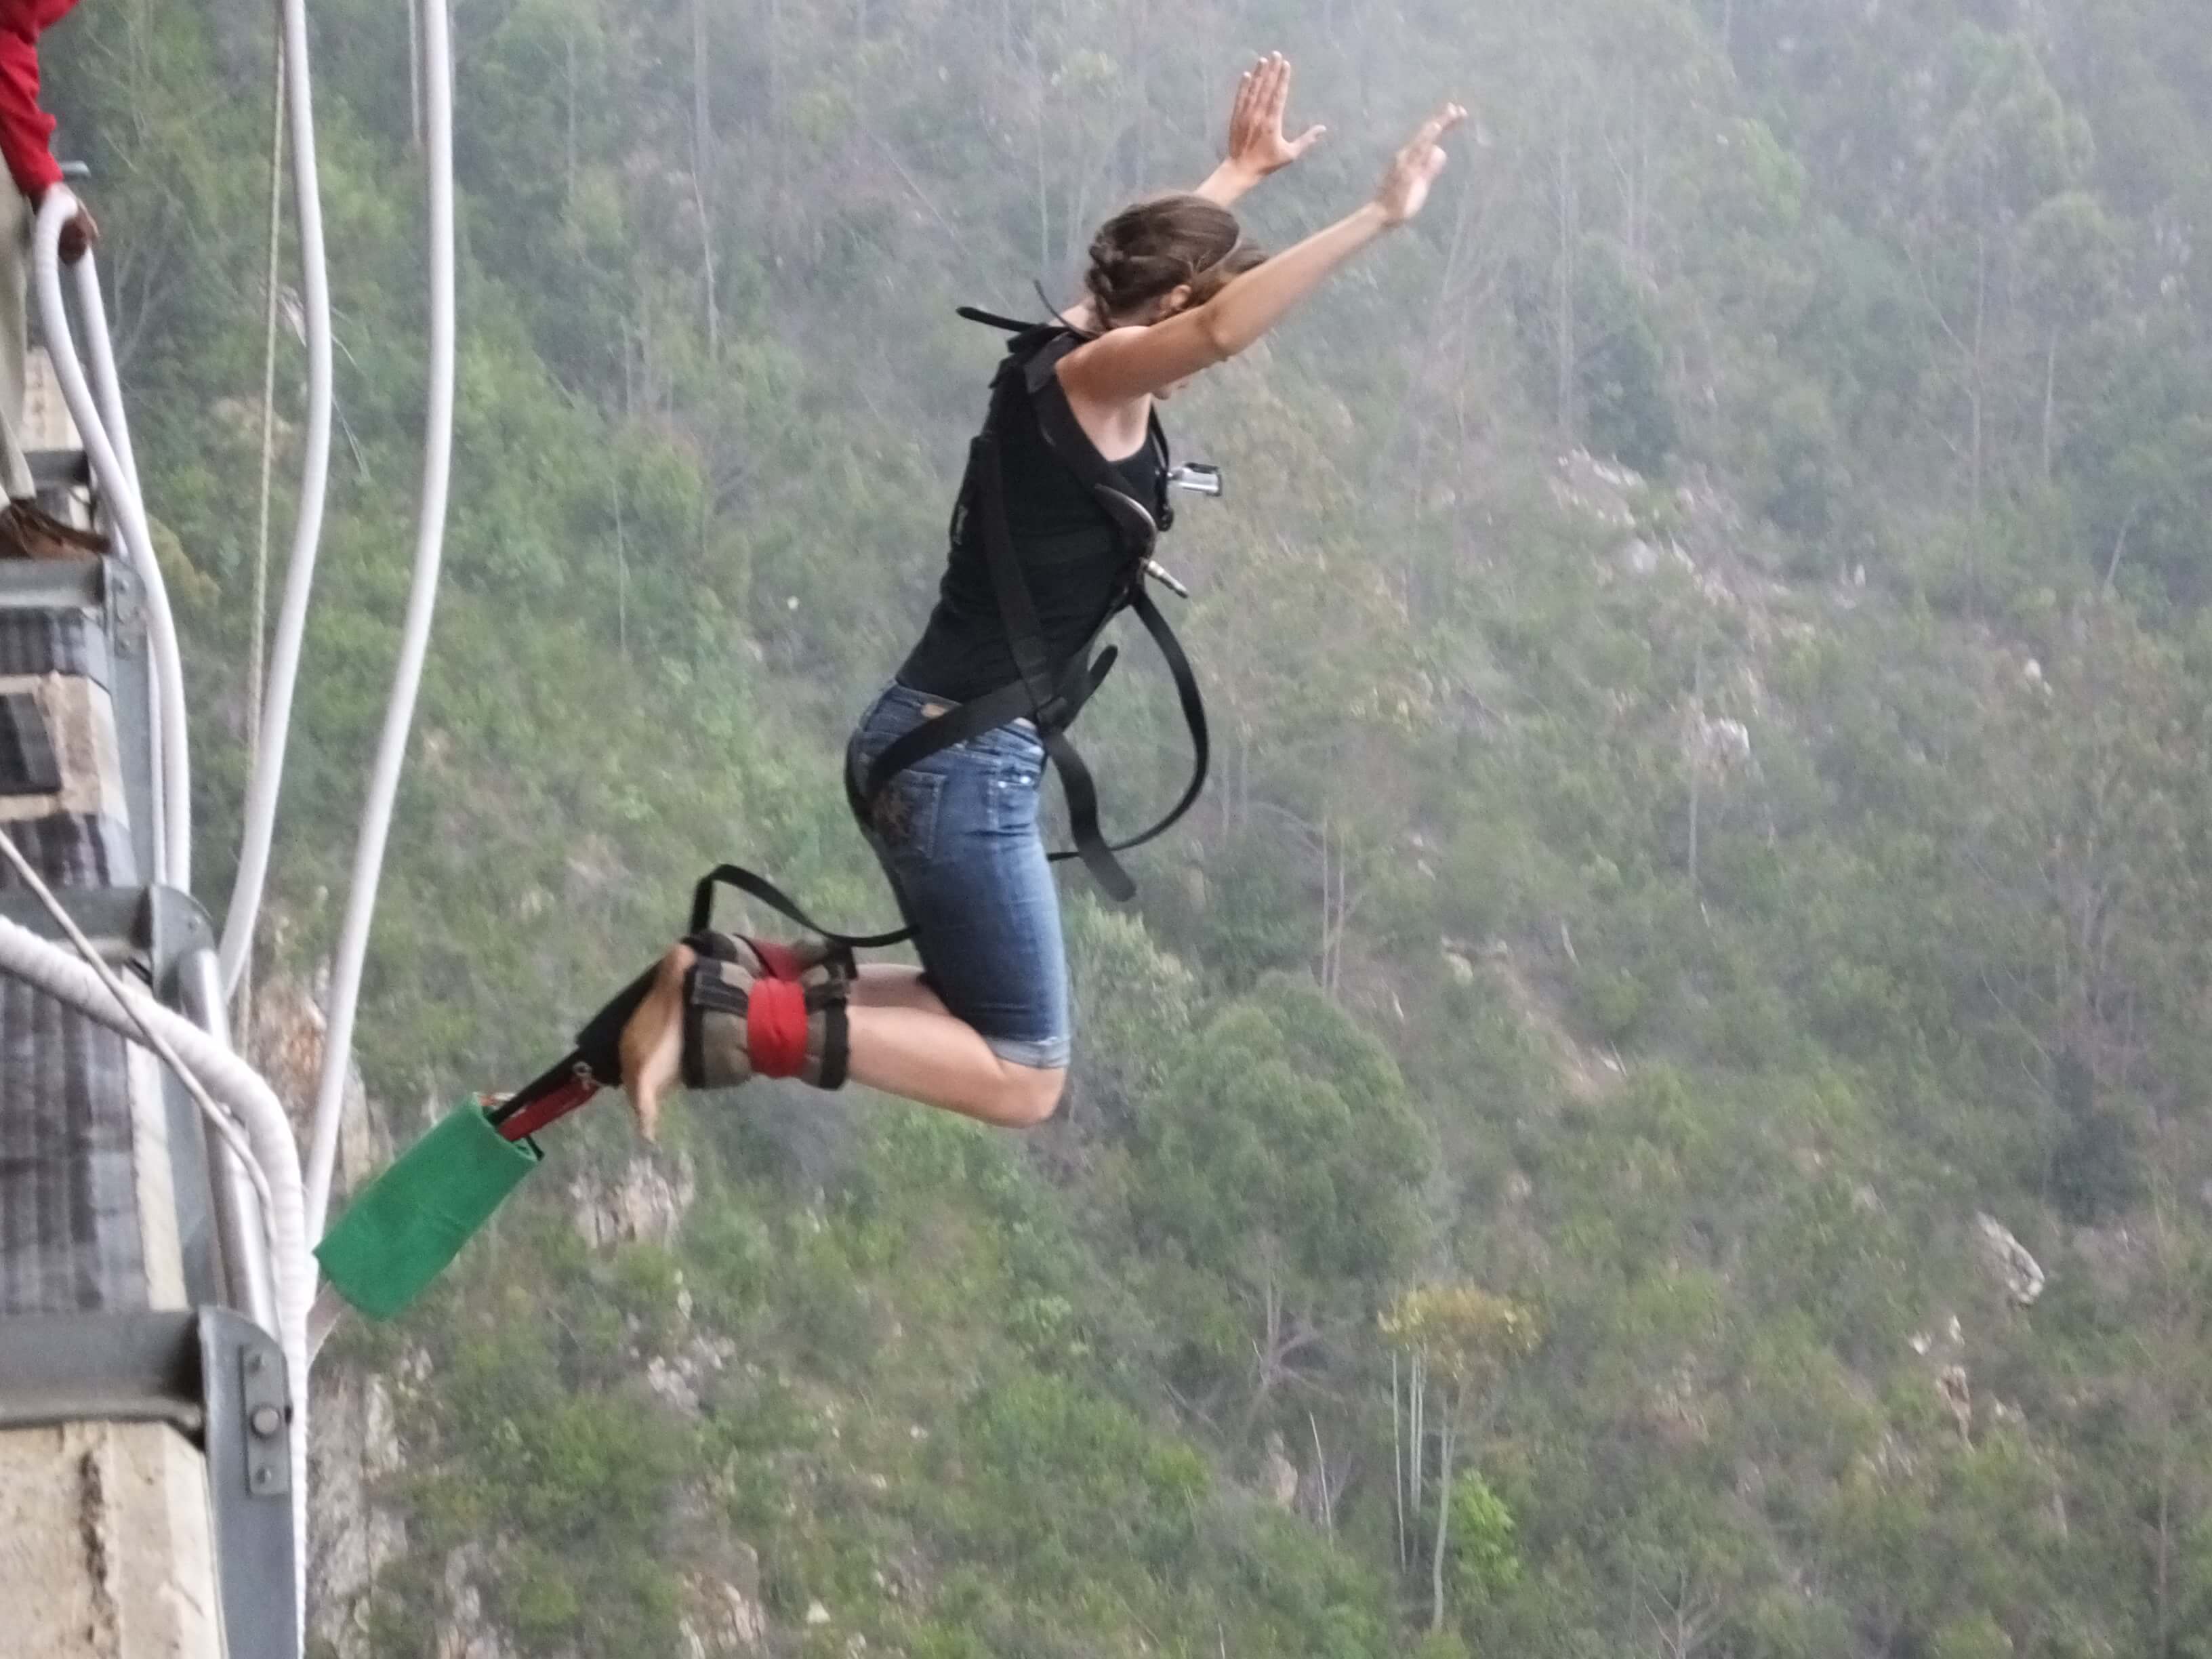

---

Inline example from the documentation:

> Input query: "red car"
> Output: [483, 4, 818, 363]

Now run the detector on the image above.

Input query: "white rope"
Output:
[303, 0, 457, 1243]
[239, 33, 288, 1036]
[218, 0, 337, 994]
[0, 908, 311, 1647]
[31, 190, 191, 891]
[0, 830, 274, 1223]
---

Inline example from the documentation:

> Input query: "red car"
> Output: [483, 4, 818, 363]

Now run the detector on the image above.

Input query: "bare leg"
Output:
[620, 948, 1064, 1138]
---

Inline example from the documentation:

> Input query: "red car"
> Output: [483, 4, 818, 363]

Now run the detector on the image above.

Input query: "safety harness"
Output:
[849, 306, 1211, 910]
[480, 308, 1215, 1139]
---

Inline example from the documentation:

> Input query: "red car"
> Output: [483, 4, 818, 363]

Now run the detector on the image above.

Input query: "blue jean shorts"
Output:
[846, 682, 1071, 1070]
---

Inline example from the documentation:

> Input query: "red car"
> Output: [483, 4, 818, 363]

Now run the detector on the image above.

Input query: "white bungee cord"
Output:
[218, 0, 337, 996]
[302, 0, 458, 1244]
[32, 190, 190, 890]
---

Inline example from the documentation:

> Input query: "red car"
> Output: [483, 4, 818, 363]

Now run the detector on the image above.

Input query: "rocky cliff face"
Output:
[309, 1361, 413, 1656]
[274, 946, 743, 1657]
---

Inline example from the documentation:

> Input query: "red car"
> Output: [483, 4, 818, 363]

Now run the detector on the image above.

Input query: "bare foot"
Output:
[619, 942, 696, 1142]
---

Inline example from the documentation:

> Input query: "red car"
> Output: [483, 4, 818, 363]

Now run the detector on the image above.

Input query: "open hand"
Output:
[1374, 103, 1466, 228]
[1225, 52, 1326, 180]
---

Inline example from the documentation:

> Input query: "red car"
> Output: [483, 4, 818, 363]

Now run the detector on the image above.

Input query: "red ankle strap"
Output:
[747, 977, 811, 1078]
[751, 938, 805, 981]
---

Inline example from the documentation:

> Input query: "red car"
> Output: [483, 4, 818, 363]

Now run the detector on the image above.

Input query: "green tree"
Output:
[1381, 1283, 1542, 1633]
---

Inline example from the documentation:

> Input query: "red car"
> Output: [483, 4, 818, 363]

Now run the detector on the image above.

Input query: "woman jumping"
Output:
[619, 60, 1466, 1139]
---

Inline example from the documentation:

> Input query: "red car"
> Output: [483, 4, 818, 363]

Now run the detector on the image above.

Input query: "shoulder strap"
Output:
[853, 306, 1208, 905]
[956, 304, 1033, 333]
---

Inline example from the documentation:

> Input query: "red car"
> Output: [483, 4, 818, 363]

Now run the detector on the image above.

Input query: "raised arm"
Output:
[1195, 52, 1327, 209]
[1057, 54, 1326, 334]
[1061, 104, 1467, 406]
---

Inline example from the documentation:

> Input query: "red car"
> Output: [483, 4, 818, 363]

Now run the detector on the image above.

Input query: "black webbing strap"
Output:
[1026, 349, 1172, 525]
[688, 861, 916, 951]
[1096, 584, 1210, 857]
[956, 304, 1040, 335]
[847, 316, 1204, 896]
[860, 641, 1116, 808]
[637, 308, 1212, 978]
[973, 424, 1065, 720]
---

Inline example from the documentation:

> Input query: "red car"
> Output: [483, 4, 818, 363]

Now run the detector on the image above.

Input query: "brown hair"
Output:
[1084, 193, 1265, 326]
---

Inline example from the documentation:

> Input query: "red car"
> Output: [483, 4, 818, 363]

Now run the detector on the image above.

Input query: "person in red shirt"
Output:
[0, 0, 95, 498]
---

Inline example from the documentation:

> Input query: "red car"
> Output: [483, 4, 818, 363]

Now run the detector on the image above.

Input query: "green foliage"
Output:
[68, 0, 2212, 1652]
[1447, 1471, 1523, 1607]
[1574, 247, 1679, 476]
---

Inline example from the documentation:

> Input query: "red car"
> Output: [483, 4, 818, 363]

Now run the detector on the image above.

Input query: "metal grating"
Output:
[0, 809, 131, 888]
[0, 970, 147, 1315]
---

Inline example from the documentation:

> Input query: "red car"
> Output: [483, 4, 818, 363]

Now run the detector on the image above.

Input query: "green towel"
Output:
[315, 1100, 543, 1319]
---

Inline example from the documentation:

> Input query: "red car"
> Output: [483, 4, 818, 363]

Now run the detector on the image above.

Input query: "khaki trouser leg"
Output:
[0, 188, 35, 499]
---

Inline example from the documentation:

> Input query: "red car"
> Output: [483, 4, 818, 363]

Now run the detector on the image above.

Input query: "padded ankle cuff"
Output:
[680, 949, 851, 1092]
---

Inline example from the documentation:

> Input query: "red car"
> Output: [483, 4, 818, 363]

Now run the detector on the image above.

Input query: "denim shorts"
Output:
[846, 682, 1071, 1069]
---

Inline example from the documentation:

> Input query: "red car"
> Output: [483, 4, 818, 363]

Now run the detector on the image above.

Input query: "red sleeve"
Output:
[0, 5, 60, 200]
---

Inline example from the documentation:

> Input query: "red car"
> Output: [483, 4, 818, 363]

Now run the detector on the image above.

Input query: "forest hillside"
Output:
[42, 1, 2212, 1654]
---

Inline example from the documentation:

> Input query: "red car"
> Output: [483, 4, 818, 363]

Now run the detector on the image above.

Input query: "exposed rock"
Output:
[1442, 949, 1476, 986]
[1551, 449, 1642, 529]
[1911, 1311, 1966, 1359]
[644, 1332, 739, 1418]
[1937, 1365, 1972, 1443]
[308, 1370, 409, 1658]
[1619, 535, 1696, 578]
[1504, 1170, 1534, 1205]
[570, 1151, 698, 1249]
[437, 1550, 507, 1659]
[1645, 1366, 1708, 1446]
[247, 966, 393, 1192]
[1974, 1214, 2047, 1307]
[1864, 1431, 1919, 1481]
[1690, 714, 1753, 773]
[682, 1551, 767, 1655]
[647, 1355, 700, 1415]
[1263, 1431, 1298, 1510]
[806, 1600, 833, 1626]
[1851, 1183, 1883, 1214]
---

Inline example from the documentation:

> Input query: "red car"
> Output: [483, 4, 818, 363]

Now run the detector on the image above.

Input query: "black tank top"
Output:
[897, 355, 1164, 704]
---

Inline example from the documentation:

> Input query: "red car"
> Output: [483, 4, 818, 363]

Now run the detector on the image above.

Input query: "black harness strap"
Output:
[852, 311, 1207, 903]
[483, 312, 1217, 1139]
[613, 308, 1211, 962]
[687, 860, 912, 952]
